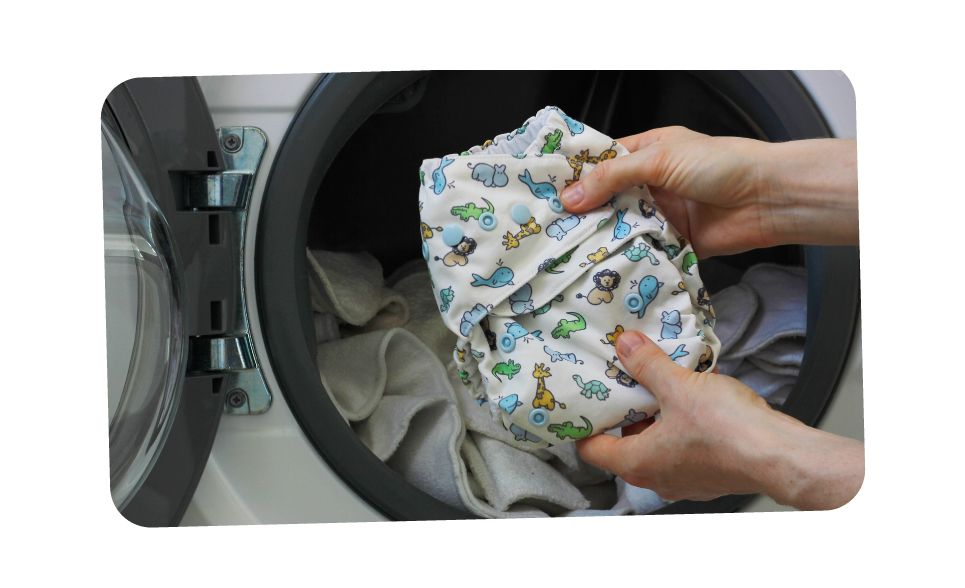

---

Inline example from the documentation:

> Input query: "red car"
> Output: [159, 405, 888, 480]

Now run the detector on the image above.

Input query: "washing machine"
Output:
[101, 71, 861, 526]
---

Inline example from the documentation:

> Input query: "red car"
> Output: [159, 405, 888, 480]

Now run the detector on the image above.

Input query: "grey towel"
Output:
[723, 264, 807, 360]
[712, 283, 759, 357]
[711, 264, 807, 405]
[731, 360, 798, 399]
[308, 248, 609, 517]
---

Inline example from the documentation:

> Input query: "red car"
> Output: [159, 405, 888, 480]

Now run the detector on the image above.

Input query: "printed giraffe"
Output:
[575, 141, 618, 164]
[502, 217, 542, 250]
[565, 142, 618, 187]
[565, 157, 584, 187]
[532, 363, 566, 410]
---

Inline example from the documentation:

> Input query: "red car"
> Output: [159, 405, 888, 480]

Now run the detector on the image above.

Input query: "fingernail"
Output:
[561, 182, 584, 208]
[617, 331, 645, 357]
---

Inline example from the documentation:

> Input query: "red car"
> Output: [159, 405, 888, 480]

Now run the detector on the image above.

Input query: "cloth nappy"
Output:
[419, 107, 720, 447]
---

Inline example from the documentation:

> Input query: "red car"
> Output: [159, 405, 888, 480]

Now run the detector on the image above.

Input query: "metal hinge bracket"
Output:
[186, 127, 272, 415]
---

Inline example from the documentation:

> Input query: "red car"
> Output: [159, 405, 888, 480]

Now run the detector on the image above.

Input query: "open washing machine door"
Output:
[103, 78, 275, 526]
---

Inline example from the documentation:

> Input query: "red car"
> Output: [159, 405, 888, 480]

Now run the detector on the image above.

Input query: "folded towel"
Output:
[766, 384, 795, 407]
[309, 246, 619, 517]
[716, 357, 743, 377]
[705, 263, 808, 408]
[723, 263, 807, 360]
[747, 355, 801, 377]
[308, 249, 407, 327]
[386, 266, 459, 365]
[313, 312, 340, 344]
[316, 328, 470, 511]
[466, 432, 591, 513]
[612, 477, 673, 514]
[711, 283, 759, 357]
[750, 336, 805, 372]
[731, 360, 798, 399]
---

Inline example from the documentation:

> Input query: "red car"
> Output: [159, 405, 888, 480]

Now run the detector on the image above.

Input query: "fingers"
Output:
[616, 126, 705, 153]
[615, 331, 687, 403]
[560, 125, 702, 212]
[647, 186, 693, 241]
[561, 149, 668, 212]
[621, 416, 657, 437]
[576, 433, 649, 477]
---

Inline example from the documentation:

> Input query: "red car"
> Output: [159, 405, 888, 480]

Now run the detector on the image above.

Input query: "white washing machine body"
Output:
[181, 73, 383, 525]
[178, 71, 861, 525]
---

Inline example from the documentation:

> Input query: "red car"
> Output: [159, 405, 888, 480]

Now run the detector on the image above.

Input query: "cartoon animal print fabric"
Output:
[419, 106, 720, 446]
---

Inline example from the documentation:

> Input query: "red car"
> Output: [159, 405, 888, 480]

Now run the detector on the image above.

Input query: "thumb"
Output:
[560, 147, 667, 213]
[616, 331, 686, 403]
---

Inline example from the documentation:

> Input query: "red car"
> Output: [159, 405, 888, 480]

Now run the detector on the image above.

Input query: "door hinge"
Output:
[185, 127, 272, 415]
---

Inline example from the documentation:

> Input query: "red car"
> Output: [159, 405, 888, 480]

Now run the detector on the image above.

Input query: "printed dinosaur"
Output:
[541, 128, 563, 155]
[551, 312, 586, 339]
[450, 198, 494, 222]
[540, 246, 578, 275]
[531, 294, 564, 318]
[547, 416, 593, 441]
[492, 360, 521, 382]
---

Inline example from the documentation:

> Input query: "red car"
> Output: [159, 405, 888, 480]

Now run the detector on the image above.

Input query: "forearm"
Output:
[758, 138, 859, 247]
[753, 415, 865, 510]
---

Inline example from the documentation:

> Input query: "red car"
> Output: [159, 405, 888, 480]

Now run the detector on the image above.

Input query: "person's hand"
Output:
[560, 126, 859, 257]
[576, 331, 865, 510]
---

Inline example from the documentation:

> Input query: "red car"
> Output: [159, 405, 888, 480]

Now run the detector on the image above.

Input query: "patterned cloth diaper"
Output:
[419, 106, 720, 447]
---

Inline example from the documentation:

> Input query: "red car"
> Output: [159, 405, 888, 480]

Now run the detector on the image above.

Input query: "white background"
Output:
[1, 0, 961, 584]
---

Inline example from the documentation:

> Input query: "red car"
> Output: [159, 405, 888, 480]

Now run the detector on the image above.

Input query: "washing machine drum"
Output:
[105, 72, 859, 524]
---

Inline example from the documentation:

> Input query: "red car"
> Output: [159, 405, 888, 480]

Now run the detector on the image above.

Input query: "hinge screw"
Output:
[227, 389, 247, 408]
[222, 134, 242, 153]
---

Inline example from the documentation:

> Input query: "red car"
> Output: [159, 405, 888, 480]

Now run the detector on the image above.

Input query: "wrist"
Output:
[755, 139, 859, 247]
[751, 413, 865, 510]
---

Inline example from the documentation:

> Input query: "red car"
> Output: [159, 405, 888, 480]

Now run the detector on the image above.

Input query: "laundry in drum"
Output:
[419, 106, 721, 446]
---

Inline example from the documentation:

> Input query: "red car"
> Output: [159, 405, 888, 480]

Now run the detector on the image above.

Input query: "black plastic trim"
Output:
[788, 246, 861, 427]
[257, 71, 860, 520]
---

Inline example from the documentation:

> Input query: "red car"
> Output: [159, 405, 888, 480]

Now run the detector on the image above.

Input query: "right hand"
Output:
[560, 126, 778, 258]
[576, 331, 865, 510]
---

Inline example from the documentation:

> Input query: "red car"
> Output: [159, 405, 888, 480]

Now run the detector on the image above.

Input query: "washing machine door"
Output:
[103, 110, 188, 513]
[103, 78, 245, 526]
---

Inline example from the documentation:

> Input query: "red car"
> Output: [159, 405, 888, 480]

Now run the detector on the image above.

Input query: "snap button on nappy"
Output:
[624, 292, 644, 313]
[529, 408, 549, 427]
[498, 333, 516, 352]
[478, 212, 498, 231]
[442, 225, 464, 246]
[511, 204, 532, 224]
[548, 196, 564, 213]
